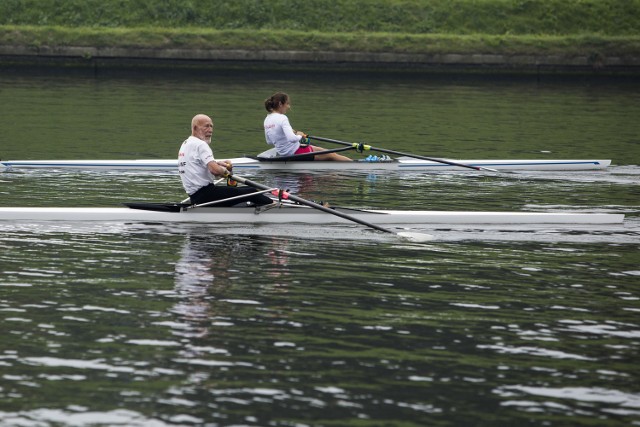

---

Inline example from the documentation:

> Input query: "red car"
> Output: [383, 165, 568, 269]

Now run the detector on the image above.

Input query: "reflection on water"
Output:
[170, 234, 284, 340]
[171, 235, 217, 339]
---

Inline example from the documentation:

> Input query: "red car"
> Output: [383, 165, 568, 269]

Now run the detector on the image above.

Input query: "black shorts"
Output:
[190, 184, 272, 207]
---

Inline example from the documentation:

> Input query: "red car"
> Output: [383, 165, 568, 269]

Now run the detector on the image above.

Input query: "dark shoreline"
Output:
[2, 45, 639, 78]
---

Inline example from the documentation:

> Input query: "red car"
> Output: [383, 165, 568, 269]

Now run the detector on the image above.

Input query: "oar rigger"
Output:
[229, 173, 434, 242]
[352, 142, 372, 153]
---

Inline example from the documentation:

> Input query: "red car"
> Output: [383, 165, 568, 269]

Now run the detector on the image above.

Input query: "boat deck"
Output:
[0, 205, 624, 225]
[1, 158, 612, 171]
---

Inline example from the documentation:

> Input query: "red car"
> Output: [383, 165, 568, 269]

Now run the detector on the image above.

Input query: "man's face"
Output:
[194, 117, 214, 143]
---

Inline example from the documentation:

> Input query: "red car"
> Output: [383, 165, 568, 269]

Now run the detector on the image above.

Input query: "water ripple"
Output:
[498, 385, 640, 408]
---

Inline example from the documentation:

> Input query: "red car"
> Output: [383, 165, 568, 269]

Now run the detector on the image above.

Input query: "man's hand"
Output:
[217, 161, 233, 176]
[207, 161, 232, 177]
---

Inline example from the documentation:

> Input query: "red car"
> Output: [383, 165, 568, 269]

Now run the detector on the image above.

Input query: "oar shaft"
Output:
[286, 194, 393, 234]
[309, 135, 494, 172]
[229, 174, 396, 235]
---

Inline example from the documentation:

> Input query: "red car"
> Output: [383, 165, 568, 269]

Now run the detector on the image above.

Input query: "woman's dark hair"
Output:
[265, 92, 289, 112]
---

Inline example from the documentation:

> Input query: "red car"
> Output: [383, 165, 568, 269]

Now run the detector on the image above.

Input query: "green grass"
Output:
[2, 25, 638, 57]
[1, 0, 639, 62]
[2, 0, 639, 35]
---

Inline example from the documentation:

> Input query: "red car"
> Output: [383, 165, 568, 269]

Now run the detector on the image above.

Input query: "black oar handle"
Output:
[308, 135, 495, 172]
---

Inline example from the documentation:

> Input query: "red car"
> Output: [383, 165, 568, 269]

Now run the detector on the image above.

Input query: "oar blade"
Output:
[396, 231, 435, 242]
[478, 166, 501, 173]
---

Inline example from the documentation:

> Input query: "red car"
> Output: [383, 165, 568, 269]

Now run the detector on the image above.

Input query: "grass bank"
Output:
[2, 0, 639, 35]
[1, 0, 639, 72]
[2, 25, 639, 57]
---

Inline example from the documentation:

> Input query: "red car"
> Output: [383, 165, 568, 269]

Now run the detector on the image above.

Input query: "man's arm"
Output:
[207, 160, 232, 177]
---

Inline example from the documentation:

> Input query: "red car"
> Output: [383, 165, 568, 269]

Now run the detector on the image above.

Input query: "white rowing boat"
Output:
[1, 155, 611, 172]
[0, 203, 624, 225]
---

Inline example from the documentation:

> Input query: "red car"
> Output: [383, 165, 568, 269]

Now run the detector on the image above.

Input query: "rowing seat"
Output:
[252, 153, 315, 162]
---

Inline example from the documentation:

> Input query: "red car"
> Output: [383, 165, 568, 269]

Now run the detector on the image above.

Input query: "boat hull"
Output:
[1, 158, 612, 171]
[0, 206, 624, 225]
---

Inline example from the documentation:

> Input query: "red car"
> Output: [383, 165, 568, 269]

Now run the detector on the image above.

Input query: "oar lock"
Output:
[351, 143, 371, 153]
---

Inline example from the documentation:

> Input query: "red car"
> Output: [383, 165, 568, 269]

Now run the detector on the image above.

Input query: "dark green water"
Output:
[0, 70, 639, 426]
[1, 71, 639, 162]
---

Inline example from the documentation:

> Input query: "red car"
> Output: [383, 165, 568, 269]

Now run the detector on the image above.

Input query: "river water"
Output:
[0, 70, 639, 426]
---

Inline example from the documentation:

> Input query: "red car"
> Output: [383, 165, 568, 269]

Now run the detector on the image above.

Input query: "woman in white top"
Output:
[263, 92, 352, 161]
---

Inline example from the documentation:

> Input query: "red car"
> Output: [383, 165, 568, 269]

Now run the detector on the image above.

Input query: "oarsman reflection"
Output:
[265, 238, 292, 280]
[171, 234, 289, 338]
[171, 235, 222, 339]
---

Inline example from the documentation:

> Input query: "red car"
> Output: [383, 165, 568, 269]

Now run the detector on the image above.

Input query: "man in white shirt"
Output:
[178, 114, 272, 207]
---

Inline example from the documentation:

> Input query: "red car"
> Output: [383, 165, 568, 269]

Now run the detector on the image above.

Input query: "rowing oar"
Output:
[229, 173, 434, 242]
[308, 135, 500, 173]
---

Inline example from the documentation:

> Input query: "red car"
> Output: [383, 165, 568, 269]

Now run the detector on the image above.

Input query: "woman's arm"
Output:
[281, 117, 303, 143]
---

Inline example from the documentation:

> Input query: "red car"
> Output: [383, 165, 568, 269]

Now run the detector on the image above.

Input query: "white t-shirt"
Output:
[264, 112, 302, 157]
[178, 135, 215, 195]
